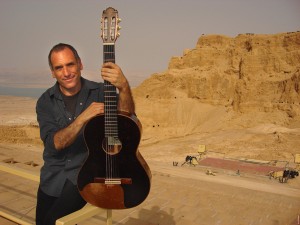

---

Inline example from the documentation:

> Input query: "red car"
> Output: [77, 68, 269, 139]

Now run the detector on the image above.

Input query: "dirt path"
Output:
[148, 160, 300, 198]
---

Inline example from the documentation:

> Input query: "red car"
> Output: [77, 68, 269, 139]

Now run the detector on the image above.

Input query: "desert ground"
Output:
[0, 95, 299, 225]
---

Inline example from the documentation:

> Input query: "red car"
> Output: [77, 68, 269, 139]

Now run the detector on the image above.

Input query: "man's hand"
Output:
[76, 102, 104, 126]
[101, 62, 129, 91]
[101, 62, 135, 114]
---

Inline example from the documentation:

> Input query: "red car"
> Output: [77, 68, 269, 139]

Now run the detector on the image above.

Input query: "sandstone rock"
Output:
[136, 32, 300, 114]
[133, 32, 300, 143]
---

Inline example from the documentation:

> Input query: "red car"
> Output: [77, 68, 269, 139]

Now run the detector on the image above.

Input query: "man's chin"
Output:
[62, 79, 78, 88]
[59, 83, 80, 94]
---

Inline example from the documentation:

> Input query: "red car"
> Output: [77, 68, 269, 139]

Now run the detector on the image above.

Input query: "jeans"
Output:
[36, 179, 86, 225]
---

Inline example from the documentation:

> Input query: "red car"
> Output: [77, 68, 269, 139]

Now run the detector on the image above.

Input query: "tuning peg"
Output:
[117, 33, 121, 37]
[117, 26, 121, 30]
[117, 18, 122, 23]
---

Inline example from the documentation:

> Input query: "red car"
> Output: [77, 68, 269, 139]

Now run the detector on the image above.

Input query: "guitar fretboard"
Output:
[103, 44, 118, 138]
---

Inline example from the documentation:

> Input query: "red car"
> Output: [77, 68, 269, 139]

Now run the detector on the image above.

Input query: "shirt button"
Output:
[69, 117, 72, 120]
[80, 102, 83, 106]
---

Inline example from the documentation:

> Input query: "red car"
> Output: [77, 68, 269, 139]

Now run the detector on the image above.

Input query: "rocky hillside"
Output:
[137, 32, 300, 113]
[133, 32, 300, 148]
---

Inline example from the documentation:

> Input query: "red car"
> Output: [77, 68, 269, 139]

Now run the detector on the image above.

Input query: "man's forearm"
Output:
[53, 117, 85, 151]
[118, 86, 135, 114]
[53, 102, 104, 151]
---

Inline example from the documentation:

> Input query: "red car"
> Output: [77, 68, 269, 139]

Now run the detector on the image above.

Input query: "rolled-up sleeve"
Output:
[36, 94, 62, 155]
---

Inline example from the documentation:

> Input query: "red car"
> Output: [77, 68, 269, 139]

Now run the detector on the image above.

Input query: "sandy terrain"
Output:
[0, 95, 299, 225]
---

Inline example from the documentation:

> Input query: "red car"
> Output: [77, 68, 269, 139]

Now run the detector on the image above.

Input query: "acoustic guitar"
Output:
[77, 7, 151, 209]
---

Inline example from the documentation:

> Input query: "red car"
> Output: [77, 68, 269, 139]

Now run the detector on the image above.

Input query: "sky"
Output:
[0, 0, 299, 90]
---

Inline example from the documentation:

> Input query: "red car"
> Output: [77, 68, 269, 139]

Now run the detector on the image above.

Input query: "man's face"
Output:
[50, 47, 83, 96]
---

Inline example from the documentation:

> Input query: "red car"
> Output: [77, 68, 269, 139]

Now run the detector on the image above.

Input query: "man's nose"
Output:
[62, 67, 70, 76]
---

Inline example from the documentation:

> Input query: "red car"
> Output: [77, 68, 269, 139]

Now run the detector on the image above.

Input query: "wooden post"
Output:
[107, 209, 112, 225]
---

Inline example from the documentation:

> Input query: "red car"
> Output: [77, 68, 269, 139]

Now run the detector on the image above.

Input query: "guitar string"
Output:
[104, 44, 107, 181]
[109, 43, 114, 182]
[107, 43, 111, 181]
[107, 44, 110, 181]
[105, 43, 118, 182]
[104, 44, 110, 181]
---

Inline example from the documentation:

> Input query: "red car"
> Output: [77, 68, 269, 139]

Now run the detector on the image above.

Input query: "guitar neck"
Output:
[103, 44, 118, 137]
[103, 44, 116, 88]
[103, 44, 115, 63]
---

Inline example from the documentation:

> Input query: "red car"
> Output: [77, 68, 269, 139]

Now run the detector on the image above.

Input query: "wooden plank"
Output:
[0, 162, 110, 225]
[0, 162, 39, 182]
[55, 204, 106, 225]
[0, 210, 33, 225]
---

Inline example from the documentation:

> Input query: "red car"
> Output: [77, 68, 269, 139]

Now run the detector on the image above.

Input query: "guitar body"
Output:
[77, 112, 151, 209]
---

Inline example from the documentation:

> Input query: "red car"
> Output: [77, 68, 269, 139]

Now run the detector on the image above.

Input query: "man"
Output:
[36, 43, 135, 224]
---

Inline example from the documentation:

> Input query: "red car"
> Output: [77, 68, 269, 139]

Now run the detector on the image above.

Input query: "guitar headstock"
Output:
[101, 7, 121, 44]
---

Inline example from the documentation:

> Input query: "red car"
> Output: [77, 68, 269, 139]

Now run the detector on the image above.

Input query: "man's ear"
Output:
[79, 59, 83, 70]
[51, 71, 55, 78]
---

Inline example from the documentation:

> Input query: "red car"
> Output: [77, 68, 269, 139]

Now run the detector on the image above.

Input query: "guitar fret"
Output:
[103, 45, 115, 64]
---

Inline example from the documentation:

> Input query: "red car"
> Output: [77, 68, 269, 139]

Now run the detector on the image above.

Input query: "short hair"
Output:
[48, 43, 81, 70]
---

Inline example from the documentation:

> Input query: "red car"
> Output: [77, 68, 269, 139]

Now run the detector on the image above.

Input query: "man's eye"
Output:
[54, 65, 62, 70]
[67, 63, 75, 67]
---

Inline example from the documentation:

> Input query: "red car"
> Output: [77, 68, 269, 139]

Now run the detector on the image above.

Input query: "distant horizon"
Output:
[0, 85, 46, 98]
[0, 71, 144, 98]
[1, 0, 299, 93]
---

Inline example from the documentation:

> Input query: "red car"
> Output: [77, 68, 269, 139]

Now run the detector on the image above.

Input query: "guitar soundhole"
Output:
[102, 136, 122, 155]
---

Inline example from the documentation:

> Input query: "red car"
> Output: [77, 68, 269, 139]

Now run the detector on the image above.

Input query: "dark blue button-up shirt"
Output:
[36, 77, 104, 197]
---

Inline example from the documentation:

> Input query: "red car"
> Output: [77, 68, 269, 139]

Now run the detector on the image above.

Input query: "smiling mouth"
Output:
[64, 76, 75, 82]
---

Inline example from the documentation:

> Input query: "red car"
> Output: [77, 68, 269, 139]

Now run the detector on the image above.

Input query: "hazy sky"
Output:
[0, 0, 299, 88]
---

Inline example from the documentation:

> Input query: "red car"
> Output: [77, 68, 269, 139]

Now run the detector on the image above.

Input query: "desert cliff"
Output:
[133, 31, 300, 161]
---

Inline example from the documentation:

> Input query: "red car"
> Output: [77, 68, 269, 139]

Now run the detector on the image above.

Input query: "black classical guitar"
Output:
[77, 7, 151, 209]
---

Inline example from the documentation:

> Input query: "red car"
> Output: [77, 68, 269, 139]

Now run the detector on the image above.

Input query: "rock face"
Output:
[133, 32, 300, 152]
[135, 32, 300, 114]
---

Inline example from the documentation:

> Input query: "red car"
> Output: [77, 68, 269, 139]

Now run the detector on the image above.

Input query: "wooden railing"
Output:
[0, 162, 112, 225]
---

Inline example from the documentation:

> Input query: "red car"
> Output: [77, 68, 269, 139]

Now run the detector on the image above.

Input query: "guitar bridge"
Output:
[94, 177, 132, 185]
